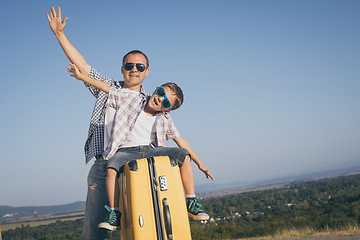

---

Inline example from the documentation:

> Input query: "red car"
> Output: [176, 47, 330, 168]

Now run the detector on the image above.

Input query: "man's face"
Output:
[121, 53, 149, 91]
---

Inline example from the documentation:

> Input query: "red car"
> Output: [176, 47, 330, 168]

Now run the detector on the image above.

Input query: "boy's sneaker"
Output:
[98, 205, 121, 231]
[186, 197, 209, 221]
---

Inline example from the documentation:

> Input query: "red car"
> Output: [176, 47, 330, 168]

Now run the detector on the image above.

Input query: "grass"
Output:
[238, 224, 360, 239]
[1, 218, 360, 239]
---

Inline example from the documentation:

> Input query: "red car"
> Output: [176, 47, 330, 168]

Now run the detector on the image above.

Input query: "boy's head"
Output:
[147, 82, 184, 113]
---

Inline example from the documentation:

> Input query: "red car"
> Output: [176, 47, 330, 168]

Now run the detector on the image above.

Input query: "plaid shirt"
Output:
[103, 87, 180, 160]
[83, 67, 147, 163]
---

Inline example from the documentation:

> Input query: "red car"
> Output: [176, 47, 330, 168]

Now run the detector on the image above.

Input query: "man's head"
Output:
[146, 83, 184, 114]
[121, 50, 150, 91]
[123, 50, 149, 68]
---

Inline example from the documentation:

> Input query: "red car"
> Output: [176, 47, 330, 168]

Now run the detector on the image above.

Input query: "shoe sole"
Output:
[188, 212, 210, 221]
[98, 222, 119, 231]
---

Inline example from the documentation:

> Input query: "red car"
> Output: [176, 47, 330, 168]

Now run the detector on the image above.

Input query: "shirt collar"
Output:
[115, 81, 148, 96]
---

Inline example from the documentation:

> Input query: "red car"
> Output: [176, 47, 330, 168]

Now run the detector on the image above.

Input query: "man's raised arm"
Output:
[47, 6, 91, 76]
[68, 63, 110, 94]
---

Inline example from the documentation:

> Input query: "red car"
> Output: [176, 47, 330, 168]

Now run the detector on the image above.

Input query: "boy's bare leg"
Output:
[106, 168, 119, 208]
[179, 155, 195, 195]
[180, 155, 209, 221]
[98, 168, 121, 231]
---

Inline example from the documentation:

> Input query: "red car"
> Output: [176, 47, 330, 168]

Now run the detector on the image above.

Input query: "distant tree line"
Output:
[2, 174, 360, 239]
[191, 173, 360, 239]
[2, 219, 83, 240]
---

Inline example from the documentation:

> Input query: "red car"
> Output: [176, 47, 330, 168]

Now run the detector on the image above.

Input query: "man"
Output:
[47, 6, 150, 239]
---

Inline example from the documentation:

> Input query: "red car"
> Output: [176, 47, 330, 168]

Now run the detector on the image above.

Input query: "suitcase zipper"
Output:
[148, 157, 166, 240]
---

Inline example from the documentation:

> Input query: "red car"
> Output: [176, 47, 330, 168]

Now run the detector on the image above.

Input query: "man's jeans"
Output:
[82, 157, 109, 240]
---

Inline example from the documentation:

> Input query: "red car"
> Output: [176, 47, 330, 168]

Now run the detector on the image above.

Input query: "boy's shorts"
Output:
[106, 145, 189, 173]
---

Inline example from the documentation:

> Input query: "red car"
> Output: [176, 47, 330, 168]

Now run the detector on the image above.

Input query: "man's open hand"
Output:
[47, 6, 68, 35]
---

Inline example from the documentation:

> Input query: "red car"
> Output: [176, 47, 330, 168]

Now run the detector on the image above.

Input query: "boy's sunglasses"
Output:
[123, 63, 147, 72]
[156, 86, 172, 109]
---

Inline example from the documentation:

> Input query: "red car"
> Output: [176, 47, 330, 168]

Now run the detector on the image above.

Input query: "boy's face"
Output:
[147, 86, 176, 113]
[121, 53, 149, 91]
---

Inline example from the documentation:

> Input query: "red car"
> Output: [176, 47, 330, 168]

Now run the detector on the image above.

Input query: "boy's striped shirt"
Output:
[103, 87, 180, 160]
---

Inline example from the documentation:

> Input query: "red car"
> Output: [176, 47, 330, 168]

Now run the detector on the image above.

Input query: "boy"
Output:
[68, 63, 214, 231]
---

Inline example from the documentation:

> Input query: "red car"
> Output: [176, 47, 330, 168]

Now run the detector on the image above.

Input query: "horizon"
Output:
[1, 0, 359, 206]
[2, 162, 359, 208]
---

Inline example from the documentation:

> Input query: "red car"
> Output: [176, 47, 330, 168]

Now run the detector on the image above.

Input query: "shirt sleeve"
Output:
[165, 114, 181, 141]
[85, 67, 115, 98]
[107, 87, 121, 109]
[106, 87, 135, 110]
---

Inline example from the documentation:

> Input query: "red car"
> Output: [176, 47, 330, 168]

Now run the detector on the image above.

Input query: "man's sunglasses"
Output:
[156, 86, 172, 109]
[123, 63, 147, 72]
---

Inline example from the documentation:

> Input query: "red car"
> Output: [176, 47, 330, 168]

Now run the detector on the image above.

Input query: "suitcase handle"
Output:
[162, 198, 173, 240]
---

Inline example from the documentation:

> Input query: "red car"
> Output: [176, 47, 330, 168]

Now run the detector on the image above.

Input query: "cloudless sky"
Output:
[0, 0, 359, 206]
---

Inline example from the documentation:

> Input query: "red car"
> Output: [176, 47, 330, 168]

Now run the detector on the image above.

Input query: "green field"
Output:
[2, 173, 360, 239]
[0, 211, 84, 231]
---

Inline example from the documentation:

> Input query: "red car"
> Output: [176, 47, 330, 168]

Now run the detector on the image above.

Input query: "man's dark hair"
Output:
[122, 50, 149, 67]
[162, 82, 184, 111]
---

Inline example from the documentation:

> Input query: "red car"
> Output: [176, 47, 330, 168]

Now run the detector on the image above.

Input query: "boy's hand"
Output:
[47, 6, 68, 35]
[198, 164, 214, 181]
[67, 63, 84, 80]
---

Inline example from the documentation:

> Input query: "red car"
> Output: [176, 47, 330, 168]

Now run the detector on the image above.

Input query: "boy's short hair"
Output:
[123, 50, 149, 67]
[162, 82, 184, 111]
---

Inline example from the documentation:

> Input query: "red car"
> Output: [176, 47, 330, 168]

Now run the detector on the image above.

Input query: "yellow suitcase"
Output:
[119, 156, 192, 240]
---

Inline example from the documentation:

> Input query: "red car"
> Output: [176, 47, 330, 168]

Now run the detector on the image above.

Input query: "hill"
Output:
[2, 171, 360, 239]
[0, 201, 85, 224]
[190, 172, 360, 239]
[196, 163, 360, 197]
[2, 163, 360, 224]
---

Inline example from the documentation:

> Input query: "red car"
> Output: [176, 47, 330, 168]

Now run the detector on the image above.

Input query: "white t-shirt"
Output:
[104, 109, 156, 149]
[121, 110, 156, 147]
[104, 104, 116, 152]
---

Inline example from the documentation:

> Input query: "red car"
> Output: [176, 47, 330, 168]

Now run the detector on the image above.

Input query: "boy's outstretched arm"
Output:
[47, 6, 91, 76]
[68, 63, 110, 93]
[173, 136, 214, 181]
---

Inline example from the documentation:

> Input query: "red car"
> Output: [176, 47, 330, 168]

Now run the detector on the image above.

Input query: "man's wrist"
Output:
[54, 30, 65, 38]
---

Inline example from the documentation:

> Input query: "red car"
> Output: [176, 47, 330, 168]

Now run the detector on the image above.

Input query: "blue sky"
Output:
[0, 0, 359, 206]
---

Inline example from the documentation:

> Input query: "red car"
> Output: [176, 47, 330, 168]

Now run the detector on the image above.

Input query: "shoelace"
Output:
[104, 205, 117, 224]
[188, 198, 203, 214]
